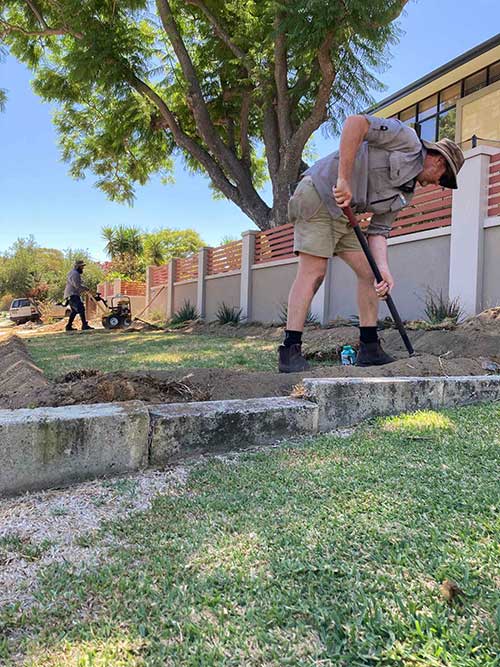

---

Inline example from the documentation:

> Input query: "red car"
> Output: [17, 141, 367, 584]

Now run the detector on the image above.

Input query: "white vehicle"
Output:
[9, 298, 42, 325]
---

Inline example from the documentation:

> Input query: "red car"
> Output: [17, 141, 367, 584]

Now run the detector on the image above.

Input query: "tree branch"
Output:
[128, 72, 241, 204]
[183, 0, 253, 73]
[239, 90, 251, 167]
[273, 9, 292, 146]
[289, 30, 336, 169]
[25, 0, 49, 29]
[0, 20, 73, 37]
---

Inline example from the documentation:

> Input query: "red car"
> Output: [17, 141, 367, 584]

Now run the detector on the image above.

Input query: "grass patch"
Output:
[25, 330, 282, 377]
[1, 402, 499, 665]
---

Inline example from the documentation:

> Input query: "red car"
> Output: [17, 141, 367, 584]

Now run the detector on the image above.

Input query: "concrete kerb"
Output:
[1, 375, 500, 496]
[303, 375, 500, 431]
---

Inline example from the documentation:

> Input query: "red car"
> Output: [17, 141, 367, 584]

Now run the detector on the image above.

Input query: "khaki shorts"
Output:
[288, 176, 361, 257]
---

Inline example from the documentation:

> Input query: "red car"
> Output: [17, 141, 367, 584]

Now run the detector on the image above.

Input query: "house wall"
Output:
[482, 225, 500, 308]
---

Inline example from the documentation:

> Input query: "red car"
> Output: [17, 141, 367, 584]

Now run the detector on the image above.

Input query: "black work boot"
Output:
[278, 344, 310, 373]
[81, 323, 94, 331]
[355, 340, 395, 367]
[65, 325, 76, 332]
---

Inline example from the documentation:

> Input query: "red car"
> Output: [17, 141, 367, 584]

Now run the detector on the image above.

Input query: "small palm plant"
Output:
[279, 302, 318, 326]
[216, 302, 243, 325]
[170, 299, 199, 325]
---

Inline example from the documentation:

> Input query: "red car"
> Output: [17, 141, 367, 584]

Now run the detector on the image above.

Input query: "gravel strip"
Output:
[0, 466, 189, 610]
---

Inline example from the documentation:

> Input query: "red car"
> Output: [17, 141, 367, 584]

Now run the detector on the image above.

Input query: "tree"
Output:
[1, 0, 408, 229]
[143, 228, 204, 265]
[0, 238, 104, 300]
[102, 224, 204, 271]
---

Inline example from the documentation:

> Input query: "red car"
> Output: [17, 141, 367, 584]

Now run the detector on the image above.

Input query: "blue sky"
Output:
[0, 0, 499, 261]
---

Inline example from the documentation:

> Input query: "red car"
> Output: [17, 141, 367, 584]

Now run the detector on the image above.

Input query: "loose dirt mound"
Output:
[1, 308, 498, 410]
[0, 336, 51, 408]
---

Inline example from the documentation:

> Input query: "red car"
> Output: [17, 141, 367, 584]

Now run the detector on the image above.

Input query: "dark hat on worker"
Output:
[74, 260, 86, 268]
[421, 137, 465, 189]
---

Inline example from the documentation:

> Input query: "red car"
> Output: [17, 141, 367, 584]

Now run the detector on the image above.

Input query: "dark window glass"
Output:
[438, 108, 456, 141]
[400, 105, 417, 127]
[439, 83, 461, 111]
[418, 94, 438, 121]
[489, 60, 500, 84]
[418, 117, 437, 142]
[464, 68, 487, 95]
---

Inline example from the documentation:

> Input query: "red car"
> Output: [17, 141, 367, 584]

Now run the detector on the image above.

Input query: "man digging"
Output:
[64, 260, 94, 332]
[279, 114, 464, 373]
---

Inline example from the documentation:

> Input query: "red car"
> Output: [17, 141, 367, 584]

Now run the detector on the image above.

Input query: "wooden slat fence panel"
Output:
[207, 240, 242, 275]
[254, 223, 294, 264]
[151, 265, 168, 287]
[488, 153, 500, 217]
[120, 281, 146, 296]
[390, 184, 452, 236]
[175, 255, 198, 282]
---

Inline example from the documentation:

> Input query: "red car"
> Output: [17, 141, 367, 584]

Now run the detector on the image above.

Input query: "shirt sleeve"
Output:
[365, 211, 397, 238]
[361, 115, 421, 153]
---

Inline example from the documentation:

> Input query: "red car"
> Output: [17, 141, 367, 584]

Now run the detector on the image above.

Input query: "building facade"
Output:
[370, 34, 500, 150]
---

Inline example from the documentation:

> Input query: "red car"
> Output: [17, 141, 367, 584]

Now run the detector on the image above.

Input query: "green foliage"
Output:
[279, 302, 318, 326]
[424, 288, 463, 325]
[0, 238, 104, 302]
[100, 225, 204, 278]
[170, 299, 199, 325]
[216, 302, 243, 325]
[142, 228, 204, 266]
[1, 0, 407, 227]
[219, 235, 239, 246]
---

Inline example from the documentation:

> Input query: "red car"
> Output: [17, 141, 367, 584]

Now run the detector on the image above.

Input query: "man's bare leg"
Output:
[338, 250, 395, 365]
[279, 252, 328, 373]
[286, 253, 328, 330]
[337, 250, 378, 325]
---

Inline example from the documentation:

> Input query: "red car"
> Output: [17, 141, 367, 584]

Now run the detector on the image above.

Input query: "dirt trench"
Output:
[0, 309, 499, 410]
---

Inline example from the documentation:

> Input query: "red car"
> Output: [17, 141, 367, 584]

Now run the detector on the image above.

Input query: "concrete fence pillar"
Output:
[145, 266, 153, 318]
[240, 230, 258, 321]
[166, 260, 176, 320]
[449, 145, 499, 316]
[197, 248, 210, 318]
[310, 258, 333, 325]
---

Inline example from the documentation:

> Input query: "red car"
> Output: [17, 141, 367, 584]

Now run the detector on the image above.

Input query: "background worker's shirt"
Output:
[304, 115, 425, 237]
[64, 269, 85, 298]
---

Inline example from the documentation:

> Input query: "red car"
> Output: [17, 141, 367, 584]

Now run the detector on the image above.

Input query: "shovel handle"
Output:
[341, 206, 415, 356]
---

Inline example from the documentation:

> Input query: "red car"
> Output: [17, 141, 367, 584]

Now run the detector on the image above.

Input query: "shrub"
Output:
[0, 293, 14, 311]
[424, 288, 463, 324]
[170, 299, 199, 325]
[279, 302, 318, 326]
[216, 302, 242, 325]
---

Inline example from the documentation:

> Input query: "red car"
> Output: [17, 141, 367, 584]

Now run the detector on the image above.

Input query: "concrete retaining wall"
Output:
[149, 397, 318, 465]
[2, 375, 500, 497]
[0, 402, 149, 496]
[303, 375, 500, 431]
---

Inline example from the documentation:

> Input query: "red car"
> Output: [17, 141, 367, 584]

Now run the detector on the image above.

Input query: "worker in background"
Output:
[64, 260, 94, 332]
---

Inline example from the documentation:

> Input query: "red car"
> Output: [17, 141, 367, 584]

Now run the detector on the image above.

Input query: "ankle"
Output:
[359, 326, 378, 344]
[283, 330, 303, 347]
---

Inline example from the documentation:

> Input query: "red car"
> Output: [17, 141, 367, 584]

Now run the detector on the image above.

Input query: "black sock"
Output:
[284, 330, 302, 347]
[359, 326, 378, 344]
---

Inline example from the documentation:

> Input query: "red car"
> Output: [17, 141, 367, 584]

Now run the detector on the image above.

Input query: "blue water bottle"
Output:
[341, 345, 357, 365]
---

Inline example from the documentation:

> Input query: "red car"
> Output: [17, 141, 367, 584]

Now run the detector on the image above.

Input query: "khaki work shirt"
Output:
[304, 115, 425, 237]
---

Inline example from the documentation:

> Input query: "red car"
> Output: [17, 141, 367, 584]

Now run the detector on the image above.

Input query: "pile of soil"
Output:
[0, 335, 51, 408]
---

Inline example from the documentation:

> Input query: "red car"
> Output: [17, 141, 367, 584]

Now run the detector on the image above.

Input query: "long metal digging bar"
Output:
[341, 205, 415, 357]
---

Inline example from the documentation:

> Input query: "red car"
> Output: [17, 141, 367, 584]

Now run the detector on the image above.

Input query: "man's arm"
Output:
[368, 235, 393, 298]
[334, 115, 369, 208]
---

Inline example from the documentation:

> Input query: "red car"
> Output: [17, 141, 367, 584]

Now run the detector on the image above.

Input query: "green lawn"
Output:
[1, 403, 499, 666]
[25, 330, 281, 377]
